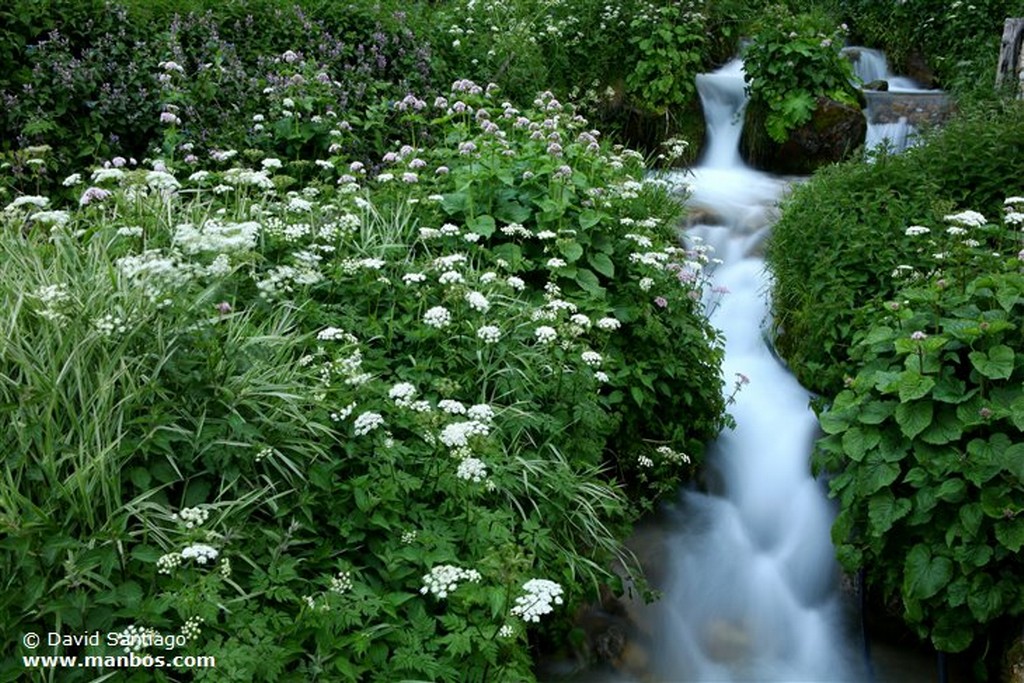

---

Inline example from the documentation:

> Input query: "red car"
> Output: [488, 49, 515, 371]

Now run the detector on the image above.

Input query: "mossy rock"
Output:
[740, 97, 866, 175]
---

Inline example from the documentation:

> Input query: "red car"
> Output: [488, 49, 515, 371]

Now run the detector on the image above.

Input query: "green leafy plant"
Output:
[742, 6, 858, 142]
[813, 204, 1024, 662]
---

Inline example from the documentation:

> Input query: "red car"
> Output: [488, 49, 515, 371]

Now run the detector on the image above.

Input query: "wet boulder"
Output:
[862, 79, 889, 91]
[740, 97, 867, 175]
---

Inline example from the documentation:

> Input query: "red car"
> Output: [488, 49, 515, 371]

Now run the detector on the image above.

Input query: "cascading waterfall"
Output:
[621, 60, 861, 682]
[842, 46, 936, 153]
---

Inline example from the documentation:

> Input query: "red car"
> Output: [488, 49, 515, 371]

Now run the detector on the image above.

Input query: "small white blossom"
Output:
[465, 291, 490, 312]
[353, 411, 385, 436]
[424, 306, 452, 328]
[421, 565, 482, 599]
[534, 326, 557, 344]
[438, 400, 467, 415]
[477, 325, 501, 343]
[597, 317, 621, 331]
[180, 543, 219, 565]
[510, 579, 564, 622]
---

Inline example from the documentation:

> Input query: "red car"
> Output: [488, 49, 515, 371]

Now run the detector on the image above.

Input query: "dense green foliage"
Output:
[1, 77, 727, 681]
[742, 6, 859, 142]
[767, 100, 1024, 396]
[813, 207, 1024, 657]
[838, 0, 1024, 94]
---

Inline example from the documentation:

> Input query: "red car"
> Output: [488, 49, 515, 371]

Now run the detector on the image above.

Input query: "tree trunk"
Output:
[995, 18, 1024, 96]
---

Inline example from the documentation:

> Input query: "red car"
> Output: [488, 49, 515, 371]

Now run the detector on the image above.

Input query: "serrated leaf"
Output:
[857, 399, 896, 424]
[1011, 396, 1024, 431]
[842, 426, 879, 462]
[898, 370, 935, 401]
[918, 407, 962, 445]
[931, 614, 974, 653]
[967, 574, 1004, 621]
[492, 242, 522, 267]
[995, 519, 1024, 552]
[858, 456, 901, 496]
[862, 325, 895, 345]
[440, 191, 469, 214]
[818, 409, 850, 435]
[936, 478, 966, 503]
[868, 490, 912, 535]
[959, 503, 984, 536]
[969, 345, 1015, 380]
[995, 283, 1021, 312]
[575, 268, 604, 296]
[895, 400, 932, 439]
[903, 544, 952, 600]
[932, 376, 969, 403]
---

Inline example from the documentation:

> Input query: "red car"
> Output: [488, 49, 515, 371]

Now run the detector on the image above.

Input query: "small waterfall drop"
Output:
[626, 62, 860, 682]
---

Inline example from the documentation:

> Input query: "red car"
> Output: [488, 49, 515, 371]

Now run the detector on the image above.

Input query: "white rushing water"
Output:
[628, 60, 860, 682]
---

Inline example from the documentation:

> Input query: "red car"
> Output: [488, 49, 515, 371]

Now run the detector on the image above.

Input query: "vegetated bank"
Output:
[767, 95, 1024, 680]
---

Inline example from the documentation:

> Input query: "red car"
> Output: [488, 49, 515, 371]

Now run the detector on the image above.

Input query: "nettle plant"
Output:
[742, 7, 859, 142]
[2, 79, 727, 681]
[813, 201, 1024, 656]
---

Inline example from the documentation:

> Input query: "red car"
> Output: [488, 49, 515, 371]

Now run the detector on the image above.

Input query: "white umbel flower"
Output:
[510, 579, 564, 622]
[423, 306, 452, 328]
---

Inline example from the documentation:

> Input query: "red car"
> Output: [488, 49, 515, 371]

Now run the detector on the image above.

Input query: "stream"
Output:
[551, 54, 969, 683]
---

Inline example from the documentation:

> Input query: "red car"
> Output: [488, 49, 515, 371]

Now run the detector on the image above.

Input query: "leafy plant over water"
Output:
[813, 203, 1024, 657]
[742, 6, 859, 142]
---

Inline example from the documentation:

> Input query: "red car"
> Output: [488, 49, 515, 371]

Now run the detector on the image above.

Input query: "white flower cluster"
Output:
[905, 225, 931, 236]
[223, 167, 275, 190]
[172, 506, 210, 529]
[330, 571, 353, 594]
[535, 326, 557, 344]
[439, 270, 464, 285]
[597, 317, 621, 331]
[477, 325, 502, 343]
[506, 276, 526, 291]
[456, 456, 488, 482]
[403, 272, 428, 285]
[510, 579, 564, 622]
[389, 382, 418, 407]
[31, 283, 72, 324]
[656, 445, 691, 464]
[157, 552, 183, 575]
[637, 454, 654, 468]
[354, 411, 385, 436]
[4, 194, 49, 212]
[173, 220, 260, 255]
[438, 399, 467, 415]
[467, 404, 495, 422]
[465, 291, 490, 312]
[424, 306, 453, 328]
[180, 543, 219, 565]
[116, 249, 192, 302]
[944, 210, 986, 228]
[113, 625, 161, 653]
[439, 420, 491, 449]
[31, 210, 71, 227]
[317, 326, 357, 343]
[581, 351, 603, 367]
[420, 565, 482, 599]
[181, 616, 204, 641]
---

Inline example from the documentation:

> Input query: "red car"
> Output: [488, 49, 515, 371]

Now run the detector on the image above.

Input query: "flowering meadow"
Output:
[0, 65, 730, 680]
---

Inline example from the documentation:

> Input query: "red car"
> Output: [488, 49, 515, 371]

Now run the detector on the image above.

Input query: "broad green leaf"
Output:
[1004, 442, 1024, 480]
[857, 400, 896, 425]
[468, 214, 496, 238]
[868, 490, 912, 535]
[857, 456, 900, 496]
[588, 252, 615, 278]
[995, 519, 1024, 552]
[903, 544, 952, 600]
[494, 200, 532, 224]
[932, 375, 969, 403]
[895, 400, 932, 439]
[1009, 395, 1024, 431]
[842, 426, 879, 462]
[967, 574, 1004, 621]
[492, 242, 522, 267]
[575, 268, 604, 296]
[559, 240, 584, 262]
[966, 435, 1011, 486]
[862, 325, 895, 346]
[931, 614, 974, 653]
[936, 478, 966, 503]
[441, 191, 469, 214]
[995, 282, 1021, 312]
[578, 209, 604, 229]
[918, 407, 962, 445]
[969, 345, 1015, 380]
[959, 503, 984, 537]
[818, 409, 850, 435]
[898, 370, 935, 402]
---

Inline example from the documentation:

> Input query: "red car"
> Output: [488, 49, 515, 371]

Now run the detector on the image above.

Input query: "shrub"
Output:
[742, 6, 859, 143]
[766, 100, 1024, 396]
[813, 203, 1024, 663]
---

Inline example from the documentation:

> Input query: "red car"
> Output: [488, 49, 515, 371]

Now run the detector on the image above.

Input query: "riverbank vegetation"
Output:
[3, 0, 1024, 679]
[767, 58, 1024, 683]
